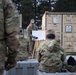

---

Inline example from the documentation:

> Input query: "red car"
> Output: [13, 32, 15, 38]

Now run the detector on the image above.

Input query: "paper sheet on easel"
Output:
[32, 30, 45, 40]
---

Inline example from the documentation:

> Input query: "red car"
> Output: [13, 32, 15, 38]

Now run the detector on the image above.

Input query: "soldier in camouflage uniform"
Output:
[17, 31, 29, 61]
[37, 29, 66, 73]
[26, 19, 38, 56]
[0, 0, 20, 75]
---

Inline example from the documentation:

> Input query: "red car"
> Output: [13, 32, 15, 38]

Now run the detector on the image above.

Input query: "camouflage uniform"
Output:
[0, 0, 19, 74]
[17, 36, 29, 61]
[37, 30, 66, 73]
[26, 24, 38, 56]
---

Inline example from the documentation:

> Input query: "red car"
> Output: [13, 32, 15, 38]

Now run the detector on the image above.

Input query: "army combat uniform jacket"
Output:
[27, 24, 38, 41]
[0, 0, 19, 69]
[37, 39, 66, 73]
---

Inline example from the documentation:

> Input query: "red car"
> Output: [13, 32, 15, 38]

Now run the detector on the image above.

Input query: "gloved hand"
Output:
[34, 36, 38, 39]
[5, 57, 16, 71]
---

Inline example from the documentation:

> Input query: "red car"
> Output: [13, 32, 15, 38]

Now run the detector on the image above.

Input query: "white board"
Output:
[32, 30, 45, 40]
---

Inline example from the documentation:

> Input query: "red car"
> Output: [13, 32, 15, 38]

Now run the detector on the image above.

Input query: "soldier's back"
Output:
[17, 37, 29, 61]
[38, 40, 63, 72]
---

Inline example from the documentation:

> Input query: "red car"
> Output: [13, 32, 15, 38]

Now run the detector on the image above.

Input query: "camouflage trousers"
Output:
[29, 40, 35, 56]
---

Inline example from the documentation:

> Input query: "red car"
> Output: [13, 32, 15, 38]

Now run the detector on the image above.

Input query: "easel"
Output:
[32, 40, 40, 59]
[32, 40, 45, 59]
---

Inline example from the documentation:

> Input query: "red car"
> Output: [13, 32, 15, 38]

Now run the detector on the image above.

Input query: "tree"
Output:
[13, 0, 57, 28]
[53, 0, 76, 12]
[20, 0, 35, 29]
[36, 1, 51, 26]
[13, 0, 76, 29]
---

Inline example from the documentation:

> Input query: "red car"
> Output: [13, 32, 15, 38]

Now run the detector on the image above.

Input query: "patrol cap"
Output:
[46, 29, 55, 35]
[30, 19, 35, 23]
